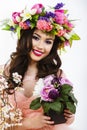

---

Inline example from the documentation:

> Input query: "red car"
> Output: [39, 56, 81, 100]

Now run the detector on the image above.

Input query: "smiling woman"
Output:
[0, 2, 80, 130]
[30, 29, 54, 61]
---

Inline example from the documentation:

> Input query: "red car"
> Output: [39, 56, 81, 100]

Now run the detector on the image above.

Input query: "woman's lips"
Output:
[32, 49, 43, 56]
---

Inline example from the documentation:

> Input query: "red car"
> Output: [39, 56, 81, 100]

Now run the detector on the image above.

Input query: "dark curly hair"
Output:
[4, 28, 62, 91]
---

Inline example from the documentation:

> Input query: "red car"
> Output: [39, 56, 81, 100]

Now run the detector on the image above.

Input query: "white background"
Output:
[0, 0, 87, 130]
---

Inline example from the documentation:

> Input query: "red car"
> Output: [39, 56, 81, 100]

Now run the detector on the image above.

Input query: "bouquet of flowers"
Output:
[30, 75, 77, 124]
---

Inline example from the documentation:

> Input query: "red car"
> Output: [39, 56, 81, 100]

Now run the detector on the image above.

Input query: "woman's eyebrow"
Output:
[46, 38, 54, 41]
[33, 33, 40, 37]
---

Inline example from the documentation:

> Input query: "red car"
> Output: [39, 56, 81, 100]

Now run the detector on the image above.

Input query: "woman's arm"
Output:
[21, 113, 54, 129]
[11, 113, 54, 130]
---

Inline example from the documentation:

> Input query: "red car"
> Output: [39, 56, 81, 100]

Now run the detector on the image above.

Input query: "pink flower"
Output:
[31, 3, 44, 14]
[55, 9, 64, 13]
[12, 12, 21, 24]
[64, 41, 70, 46]
[55, 10, 66, 24]
[19, 21, 29, 29]
[57, 29, 66, 36]
[66, 21, 74, 30]
[36, 20, 53, 32]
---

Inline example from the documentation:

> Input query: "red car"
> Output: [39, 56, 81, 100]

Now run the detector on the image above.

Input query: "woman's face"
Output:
[29, 29, 55, 62]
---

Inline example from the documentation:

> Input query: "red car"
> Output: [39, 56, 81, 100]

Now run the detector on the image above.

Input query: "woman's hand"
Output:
[22, 112, 54, 129]
[64, 109, 75, 125]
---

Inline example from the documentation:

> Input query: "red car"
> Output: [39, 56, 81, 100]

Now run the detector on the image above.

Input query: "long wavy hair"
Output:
[4, 28, 62, 91]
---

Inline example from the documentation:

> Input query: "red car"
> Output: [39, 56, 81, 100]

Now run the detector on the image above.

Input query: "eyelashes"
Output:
[45, 40, 53, 44]
[32, 35, 39, 41]
[32, 35, 53, 45]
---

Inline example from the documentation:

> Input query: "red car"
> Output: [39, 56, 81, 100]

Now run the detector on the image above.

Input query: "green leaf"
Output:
[30, 97, 41, 110]
[70, 33, 80, 40]
[62, 95, 69, 102]
[69, 39, 73, 47]
[42, 102, 51, 114]
[50, 101, 64, 113]
[66, 102, 76, 113]
[60, 36, 65, 42]
[16, 26, 21, 39]
[61, 84, 72, 94]
[2, 24, 11, 31]
[69, 93, 78, 104]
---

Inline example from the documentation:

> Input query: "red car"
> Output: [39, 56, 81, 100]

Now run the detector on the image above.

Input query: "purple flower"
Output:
[59, 77, 73, 86]
[10, 26, 15, 31]
[40, 85, 54, 101]
[25, 20, 30, 26]
[39, 16, 49, 22]
[48, 89, 59, 99]
[46, 12, 55, 18]
[51, 77, 60, 85]
[44, 75, 54, 86]
[54, 3, 64, 9]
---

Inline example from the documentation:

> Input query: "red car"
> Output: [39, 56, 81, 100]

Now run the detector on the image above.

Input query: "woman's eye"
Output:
[45, 40, 53, 44]
[32, 35, 39, 41]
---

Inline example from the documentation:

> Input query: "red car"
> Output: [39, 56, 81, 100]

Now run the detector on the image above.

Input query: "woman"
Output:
[0, 2, 79, 130]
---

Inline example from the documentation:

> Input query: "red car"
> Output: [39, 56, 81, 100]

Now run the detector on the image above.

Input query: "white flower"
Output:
[8, 20, 15, 27]
[68, 30, 75, 36]
[64, 30, 75, 40]
[0, 76, 6, 82]
[20, 8, 32, 22]
[12, 72, 22, 84]
[64, 33, 71, 40]
[30, 8, 37, 15]
[0, 76, 8, 90]
[33, 78, 44, 96]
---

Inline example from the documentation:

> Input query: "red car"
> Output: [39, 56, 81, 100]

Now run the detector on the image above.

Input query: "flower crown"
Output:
[1, 2, 80, 51]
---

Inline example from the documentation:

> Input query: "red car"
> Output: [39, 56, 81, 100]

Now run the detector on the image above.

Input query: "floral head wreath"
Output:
[1, 2, 80, 51]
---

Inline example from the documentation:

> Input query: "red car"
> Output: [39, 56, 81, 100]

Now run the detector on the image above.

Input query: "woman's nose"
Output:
[37, 40, 44, 49]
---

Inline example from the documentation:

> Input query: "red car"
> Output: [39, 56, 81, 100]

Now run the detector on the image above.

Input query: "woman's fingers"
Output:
[64, 109, 74, 118]
[64, 109, 72, 114]
[43, 115, 54, 125]
[64, 109, 75, 125]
